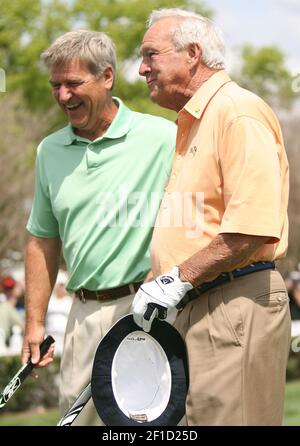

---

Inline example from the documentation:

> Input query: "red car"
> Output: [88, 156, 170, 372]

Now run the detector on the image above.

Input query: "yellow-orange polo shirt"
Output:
[151, 70, 289, 276]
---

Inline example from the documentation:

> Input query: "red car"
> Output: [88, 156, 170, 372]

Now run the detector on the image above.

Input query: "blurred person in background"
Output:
[45, 270, 73, 355]
[288, 274, 300, 320]
[287, 271, 300, 337]
[0, 275, 16, 302]
[0, 276, 24, 349]
[12, 278, 25, 318]
[0, 275, 7, 303]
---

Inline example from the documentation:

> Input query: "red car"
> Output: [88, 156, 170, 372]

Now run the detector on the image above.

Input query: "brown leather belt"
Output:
[75, 282, 143, 303]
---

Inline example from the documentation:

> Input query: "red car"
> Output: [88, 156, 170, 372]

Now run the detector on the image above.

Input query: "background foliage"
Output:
[0, 355, 60, 413]
[0, 0, 299, 270]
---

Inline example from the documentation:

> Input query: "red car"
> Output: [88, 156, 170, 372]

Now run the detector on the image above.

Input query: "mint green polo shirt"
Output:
[27, 98, 176, 292]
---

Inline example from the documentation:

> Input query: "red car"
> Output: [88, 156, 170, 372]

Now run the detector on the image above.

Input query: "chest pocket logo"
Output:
[189, 146, 198, 157]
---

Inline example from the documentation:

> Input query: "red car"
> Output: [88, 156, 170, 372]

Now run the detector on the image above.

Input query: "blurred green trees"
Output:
[1, 0, 212, 117]
[0, 0, 299, 266]
[235, 44, 296, 109]
[1, 0, 297, 117]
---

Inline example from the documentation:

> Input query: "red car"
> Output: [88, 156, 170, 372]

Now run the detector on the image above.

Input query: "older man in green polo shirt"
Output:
[22, 30, 176, 426]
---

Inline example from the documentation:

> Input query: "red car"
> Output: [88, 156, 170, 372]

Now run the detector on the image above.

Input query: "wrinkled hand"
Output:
[132, 267, 193, 332]
[22, 325, 55, 379]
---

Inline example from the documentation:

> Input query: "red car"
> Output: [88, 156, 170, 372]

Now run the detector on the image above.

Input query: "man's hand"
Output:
[22, 325, 55, 378]
[132, 267, 193, 332]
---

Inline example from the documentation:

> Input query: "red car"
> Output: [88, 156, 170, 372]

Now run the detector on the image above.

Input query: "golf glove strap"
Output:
[132, 266, 193, 332]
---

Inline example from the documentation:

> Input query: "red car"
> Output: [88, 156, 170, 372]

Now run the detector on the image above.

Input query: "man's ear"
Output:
[187, 43, 202, 66]
[103, 66, 114, 90]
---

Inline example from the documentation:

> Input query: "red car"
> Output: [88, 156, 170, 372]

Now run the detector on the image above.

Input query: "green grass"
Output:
[0, 408, 60, 426]
[0, 380, 299, 426]
[283, 379, 300, 426]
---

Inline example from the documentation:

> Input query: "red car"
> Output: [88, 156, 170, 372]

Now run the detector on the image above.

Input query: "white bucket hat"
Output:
[91, 314, 188, 426]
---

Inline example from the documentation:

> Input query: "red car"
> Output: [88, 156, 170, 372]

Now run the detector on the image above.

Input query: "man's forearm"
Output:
[179, 233, 270, 287]
[25, 235, 62, 325]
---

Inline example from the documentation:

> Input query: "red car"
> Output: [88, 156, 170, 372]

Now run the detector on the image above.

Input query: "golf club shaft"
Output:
[57, 383, 92, 426]
[0, 335, 55, 409]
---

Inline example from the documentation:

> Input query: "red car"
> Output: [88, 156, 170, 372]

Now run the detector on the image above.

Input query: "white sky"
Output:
[206, 0, 300, 74]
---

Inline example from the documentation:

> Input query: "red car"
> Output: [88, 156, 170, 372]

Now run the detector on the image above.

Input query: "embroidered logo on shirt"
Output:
[189, 146, 198, 157]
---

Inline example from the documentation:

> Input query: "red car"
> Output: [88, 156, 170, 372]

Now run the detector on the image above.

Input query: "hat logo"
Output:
[160, 276, 174, 285]
[127, 336, 146, 342]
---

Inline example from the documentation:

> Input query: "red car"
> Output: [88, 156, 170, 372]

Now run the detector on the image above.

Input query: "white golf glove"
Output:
[132, 266, 193, 332]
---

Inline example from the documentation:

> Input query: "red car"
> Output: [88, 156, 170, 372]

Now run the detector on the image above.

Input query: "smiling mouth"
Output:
[147, 79, 157, 88]
[65, 103, 82, 111]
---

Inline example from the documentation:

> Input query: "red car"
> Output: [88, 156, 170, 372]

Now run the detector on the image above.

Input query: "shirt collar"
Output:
[182, 70, 232, 120]
[62, 97, 133, 145]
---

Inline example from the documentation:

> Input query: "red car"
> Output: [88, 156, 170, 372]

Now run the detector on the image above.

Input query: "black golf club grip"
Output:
[0, 335, 55, 408]
[19, 335, 55, 380]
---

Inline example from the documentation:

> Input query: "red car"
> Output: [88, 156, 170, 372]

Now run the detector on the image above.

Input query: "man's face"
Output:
[139, 18, 191, 111]
[49, 59, 113, 139]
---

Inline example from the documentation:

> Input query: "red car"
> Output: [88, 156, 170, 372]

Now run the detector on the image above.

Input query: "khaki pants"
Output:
[59, 293, 135, 426]
[174, 269, 291, 426]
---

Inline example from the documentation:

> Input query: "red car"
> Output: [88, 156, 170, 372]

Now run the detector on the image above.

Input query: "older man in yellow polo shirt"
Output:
[132, 8, 291, 426]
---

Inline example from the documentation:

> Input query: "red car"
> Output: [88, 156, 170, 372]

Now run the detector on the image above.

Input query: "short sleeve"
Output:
[26, 144, 60, 238]
[219, 116, 282, 241]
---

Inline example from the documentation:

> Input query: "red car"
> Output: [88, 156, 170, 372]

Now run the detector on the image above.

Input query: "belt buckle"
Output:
[95, 290, 102, 301]
[129, 284, 135, 295]
[78, 289, 86, 303]
[228, 272, 234, 280]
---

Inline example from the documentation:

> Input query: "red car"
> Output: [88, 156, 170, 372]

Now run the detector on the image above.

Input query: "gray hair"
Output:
[41, 30, 116, 79]
[147, 8, 225, 70]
